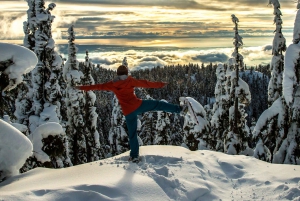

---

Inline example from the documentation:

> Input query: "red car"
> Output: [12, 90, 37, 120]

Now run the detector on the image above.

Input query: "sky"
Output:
[1, 145, 300, 200]
[0, 0, 299, 69]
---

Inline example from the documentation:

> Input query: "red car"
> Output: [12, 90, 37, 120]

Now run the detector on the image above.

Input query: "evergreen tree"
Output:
[253, 1, 300, 165]
[154, 110, 171, 145]
[224, 15, 252, 155]
[108, 96, 128, 156]
[211, 63, 229, 152]
[82, 50, 102, 161]
[267, 0, 286, 106]
[23, 0, 36, 51]
[63, 25, 86, 165]
[276, 1, 300, 164]
[27, 1, 62, 132]
[19, 0, 70, 170]
[182, 99, 211, 151]
[169, 114, 184, 146]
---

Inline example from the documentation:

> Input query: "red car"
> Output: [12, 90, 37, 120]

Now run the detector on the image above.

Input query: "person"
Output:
[76, 65, 186, 163]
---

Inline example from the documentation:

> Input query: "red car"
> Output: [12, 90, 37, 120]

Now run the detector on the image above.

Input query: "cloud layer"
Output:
[61, 44, 273, 71]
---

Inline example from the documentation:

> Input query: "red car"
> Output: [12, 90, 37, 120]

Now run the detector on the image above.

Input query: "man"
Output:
[76, 65, 186, 163]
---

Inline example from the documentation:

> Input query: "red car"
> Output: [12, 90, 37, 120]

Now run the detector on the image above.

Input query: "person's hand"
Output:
[74, 86, 81, 90]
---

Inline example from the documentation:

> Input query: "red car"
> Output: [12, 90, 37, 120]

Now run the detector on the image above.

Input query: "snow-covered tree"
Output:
[108, 96, 128, 156]
[154, 110, 171, 145]
[275, 1, 300, 164]
[27, 1, 62, 133]
[169, 114, 184, 146]
[182, 98, 211, 151]
[0, 43, 37, 179]
[140, 112, 157, 145]
[224, 15, 252, 155]
[23, 0, 36, 51]
[21, 122, 72, 172]
[252, 98, 287, 162]
[211, 63, 229, 152]
[63, 25, 86, 165]
[253, 1, 300, 165]
[82, 50, 102, 161]
[21, 1, 70, 170]
[267, 0, 286, 106]
[14, 83, 31, 126]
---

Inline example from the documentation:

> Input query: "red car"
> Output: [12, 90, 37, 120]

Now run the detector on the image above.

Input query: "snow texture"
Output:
[1, 146, 300, 200]
[0, 43, 37, 91]
[283, 43, 300, 105]
[0, 120, 32, 180]
[252, 98, 284, 137]
[28, 122, 65, 163]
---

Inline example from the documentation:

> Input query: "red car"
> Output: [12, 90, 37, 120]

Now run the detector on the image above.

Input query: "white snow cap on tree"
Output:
[0, 43, 37, 91]
[29, 122, 65, 163]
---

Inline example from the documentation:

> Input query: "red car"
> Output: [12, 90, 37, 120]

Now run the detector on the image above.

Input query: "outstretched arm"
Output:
[132, 78, 167, 88]
[76, 81, 114, 91]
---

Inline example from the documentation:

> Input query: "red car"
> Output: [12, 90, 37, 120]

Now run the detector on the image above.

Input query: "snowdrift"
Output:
[0, 146, 300, 200]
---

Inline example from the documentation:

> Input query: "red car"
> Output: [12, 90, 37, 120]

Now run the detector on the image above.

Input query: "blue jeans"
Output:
[125, 100, 181, 158]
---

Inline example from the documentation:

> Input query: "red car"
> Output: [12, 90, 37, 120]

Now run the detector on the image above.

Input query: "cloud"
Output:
[0, 14, 27, 39]
[191, 53, 229, 63]
[262, 45, 272, 51]
[54, 0, 228, 11]
[80, 44, 274, 70]
[90, 57, 121, 65]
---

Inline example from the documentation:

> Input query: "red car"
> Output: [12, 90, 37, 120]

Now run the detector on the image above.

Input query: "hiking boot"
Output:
[128, 156, 140, 163]
[132, 157, 140, 163]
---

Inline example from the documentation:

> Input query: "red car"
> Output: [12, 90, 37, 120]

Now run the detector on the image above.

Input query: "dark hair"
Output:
[117, 65, 128, 76]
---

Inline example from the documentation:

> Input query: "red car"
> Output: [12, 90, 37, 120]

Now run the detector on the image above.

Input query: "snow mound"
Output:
[0, 120, 32, 181]
[1, 146, 300, 200]
[29, 122, 65, 163]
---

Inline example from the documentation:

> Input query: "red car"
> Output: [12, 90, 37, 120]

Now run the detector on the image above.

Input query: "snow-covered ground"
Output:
[0, 146, 299, 201]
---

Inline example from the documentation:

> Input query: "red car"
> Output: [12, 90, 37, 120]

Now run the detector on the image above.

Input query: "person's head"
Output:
[117, 65, 128, 76]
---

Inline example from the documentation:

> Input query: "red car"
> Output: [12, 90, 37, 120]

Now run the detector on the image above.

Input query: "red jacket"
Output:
[78, 76, 166, 115]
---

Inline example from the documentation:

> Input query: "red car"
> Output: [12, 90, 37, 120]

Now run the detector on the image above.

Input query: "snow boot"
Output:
[128, 156, 140, 163]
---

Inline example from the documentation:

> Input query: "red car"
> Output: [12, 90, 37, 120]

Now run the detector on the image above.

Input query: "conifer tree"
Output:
[82, 50, 102, 161]
[154, 110, 171, 145]
[108, 96, 128, 156]
[276, 1, 300, 164]
[224, 15, 252, 155]
[182, 99, 211, 151]
[169, 114, 184, 146]
[253, 0, 299, 164]
[63, 25, 86, 165]
[268, 0, 286, 106]
[20, 1, 71, 170]
[23, 0, 36, 51]
[211, 63, 229, 152]
[27, 0, 62, 132]
[14, 83, 31, 126]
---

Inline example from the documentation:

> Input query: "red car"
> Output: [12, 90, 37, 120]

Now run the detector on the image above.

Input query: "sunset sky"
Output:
[0, 0, 299, 69]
